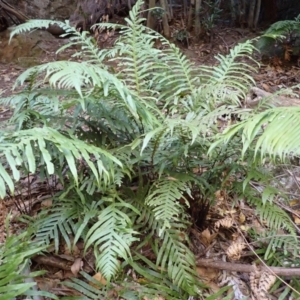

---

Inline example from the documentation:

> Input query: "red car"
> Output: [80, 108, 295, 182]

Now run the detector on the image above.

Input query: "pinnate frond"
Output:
[157, 224, 198, 294]
[202, 40, 258, 98]
[0, 127, 121, 198]
[0, 226, 56, 299]
[85, 202, 139, 281]
[145, 177, 190, 232]
[211, 107, 300, 160]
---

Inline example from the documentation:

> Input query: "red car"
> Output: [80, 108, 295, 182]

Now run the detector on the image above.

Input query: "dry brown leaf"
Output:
[199, 228, 217, 246]
[137, 277, 149, 284]
[36, 278, 60, 292]
[41, 199, 53, 208]
[215, 190, 225, 201]
[239, 212, 246, 224]
[215, 216, 234, 229]
[261, 83, 270, 92]
[252, 219, 266, 234]
[258, 271, 276, 296]
[250, 267, 276, 300]
[70, 258, 83, 276]
[226, 242, 246, 260]
[92, 272, 107, 286]
[196, 266, 219, 281]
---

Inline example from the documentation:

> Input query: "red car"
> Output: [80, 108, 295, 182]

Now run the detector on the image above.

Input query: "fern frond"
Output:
[201, 40, 258, 98]
[107, 0, 160, 102]
[127, 253, 189, 299]
[29, 196, 85, 252]
[264, 16, 300, 37]
[211, 107, 300, 160]
[123, 183, 198, 295]
[247, 193, 296, 235]
[10, 20, 106, 63]
[145, 177, 190, 233]
[63, 271, 108, 299]
[264, 234, 300, 260]
[85, 201, 139, 281]
[158, 224, 198, 294]
[156, 43, 198, 106]
[13, 61, 138, 115]
[0, 127, 121, 198]
[0, 224, 56, 299]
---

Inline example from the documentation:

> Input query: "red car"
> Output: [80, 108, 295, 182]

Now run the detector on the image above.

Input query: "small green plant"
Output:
[200, 0, 222, 32]
[257, 13, 300, 59]
[0, 216, 56, 299]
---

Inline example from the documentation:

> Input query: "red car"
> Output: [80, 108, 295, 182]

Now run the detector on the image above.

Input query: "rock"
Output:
[0, 27, 60, 64]
[7, 0, 77, 22]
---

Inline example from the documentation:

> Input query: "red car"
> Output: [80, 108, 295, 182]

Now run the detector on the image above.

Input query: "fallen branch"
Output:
[245, 87, 300, 107]
[32, 255, 93, 273]
[196, 258, 300, 276]
[0, 0, 28, 23]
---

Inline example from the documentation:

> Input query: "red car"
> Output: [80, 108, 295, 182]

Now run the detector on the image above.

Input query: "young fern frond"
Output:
[157, 43, 198, 106]
[102, 0, 160, 101]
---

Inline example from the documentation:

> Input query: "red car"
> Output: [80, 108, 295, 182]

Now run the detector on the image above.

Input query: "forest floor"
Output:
[1, 23, 300, 299]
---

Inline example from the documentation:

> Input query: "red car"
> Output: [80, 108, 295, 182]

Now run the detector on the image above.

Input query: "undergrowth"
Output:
[0, 0, 300, 299]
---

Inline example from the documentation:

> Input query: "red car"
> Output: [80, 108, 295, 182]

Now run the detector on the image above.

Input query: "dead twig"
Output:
[196, 258, 300, 276]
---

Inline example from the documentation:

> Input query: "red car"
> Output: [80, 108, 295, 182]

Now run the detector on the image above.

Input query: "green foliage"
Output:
[0, 217, 57, 299]
[200, 0, 222, 31]
[263, 14, 300, 39]
[210, 106, 300, 160]
[0, 0, 298, 298]
[257, 13, 300, 55]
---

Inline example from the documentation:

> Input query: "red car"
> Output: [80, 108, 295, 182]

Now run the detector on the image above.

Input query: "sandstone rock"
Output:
[8, 0, 77, 21]
[0, 27, 60, 64]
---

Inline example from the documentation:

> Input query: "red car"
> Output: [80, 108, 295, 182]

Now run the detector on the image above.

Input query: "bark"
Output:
[194, 0, 202, 40]
[230, 0, 236, 26]
[187, 1, 194, 31]
[0, 0, 28, 24]
[245, 87, 300, 108]
[253, 0, 261, 30]
[197, 258, 300, 276]
[147, 0, 156, 30]
[160, 0, 170, 38]
[247, 0, 256, 29]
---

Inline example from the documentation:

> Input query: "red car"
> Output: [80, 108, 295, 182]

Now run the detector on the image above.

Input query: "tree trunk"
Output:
[160, 0, 170, 38]
[147, 0, 156, 30]
[194, 0, 202, 40]
[187, 0, 194, 31]
[230, 0, 236, 26]
[253, 0, 261, 30]
[247, 0, 256, 29]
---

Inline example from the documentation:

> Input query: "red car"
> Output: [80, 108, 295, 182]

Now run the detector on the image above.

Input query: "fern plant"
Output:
[0, 217, 57, 299]
[1, 0, 297, 298]
[256, 13, 300, 58]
